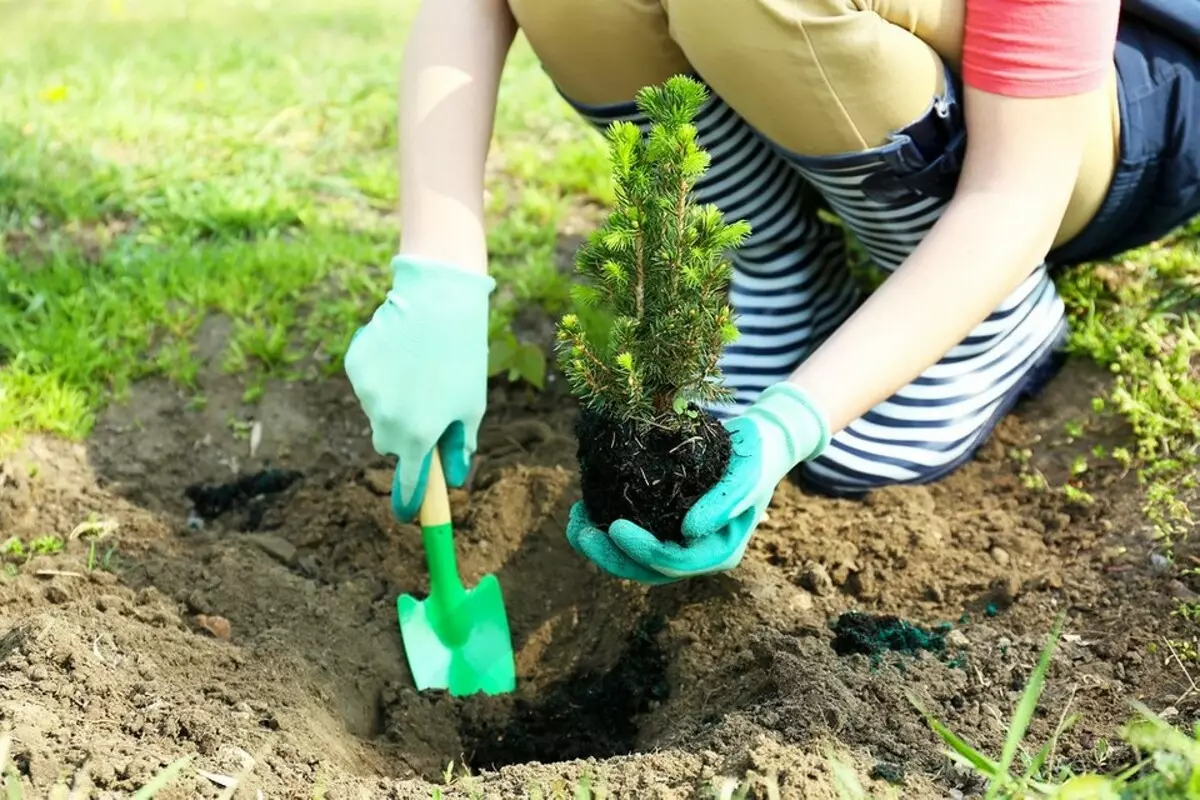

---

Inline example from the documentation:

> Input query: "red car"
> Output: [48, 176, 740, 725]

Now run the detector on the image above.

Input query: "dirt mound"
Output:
[0, 357, 1194, 798]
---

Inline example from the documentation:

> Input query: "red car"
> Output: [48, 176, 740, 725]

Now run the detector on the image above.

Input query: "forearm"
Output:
[787, 188, 1066, 433]
[782, 82, 1099, 435]
[397, 0, 517, 275]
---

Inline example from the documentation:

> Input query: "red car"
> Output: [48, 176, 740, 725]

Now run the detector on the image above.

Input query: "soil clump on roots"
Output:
[575, 407, 730, 542]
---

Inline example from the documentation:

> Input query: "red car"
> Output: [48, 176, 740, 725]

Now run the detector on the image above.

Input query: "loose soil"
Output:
[2, 315, 1198, 798]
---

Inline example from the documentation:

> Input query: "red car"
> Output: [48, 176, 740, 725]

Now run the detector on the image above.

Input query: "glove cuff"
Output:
[389, 254, 497, 295]
[747, 383, 832, 463]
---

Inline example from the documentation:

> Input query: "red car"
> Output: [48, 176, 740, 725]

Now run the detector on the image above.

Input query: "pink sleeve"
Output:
[963, 0, 1121, 97]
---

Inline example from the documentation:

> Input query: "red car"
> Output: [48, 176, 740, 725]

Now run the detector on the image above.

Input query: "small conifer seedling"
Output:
[556, 75, 751, 543]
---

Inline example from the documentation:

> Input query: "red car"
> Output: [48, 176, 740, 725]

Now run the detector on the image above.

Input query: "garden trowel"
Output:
[397, 449, 516, 696]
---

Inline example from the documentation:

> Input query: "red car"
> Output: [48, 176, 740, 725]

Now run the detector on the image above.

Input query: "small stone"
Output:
[846, 566, 876, 598]
[195, 614, 231, 641]
[924, 584, 945, 603]
[245, 534, 297, 566]
[1150, 553, 1172, 574]
[43, 585, 69, 605]
[990, 547, 1010, 567]
[790, 589, 814, 612]
[946, 630, 969, 649]
[799, 562, 834, 596]
[28, 664, 48, 682]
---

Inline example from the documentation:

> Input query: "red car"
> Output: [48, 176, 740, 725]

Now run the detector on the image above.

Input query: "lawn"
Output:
[0, 0, 608, 440]
[2, 0, 1200, 797]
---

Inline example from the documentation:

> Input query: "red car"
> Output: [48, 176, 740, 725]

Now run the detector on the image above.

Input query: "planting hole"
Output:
[454, 615, 670, 770]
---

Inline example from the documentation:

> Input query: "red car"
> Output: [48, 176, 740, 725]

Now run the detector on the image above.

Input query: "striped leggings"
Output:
[510, 0, 1117, 496]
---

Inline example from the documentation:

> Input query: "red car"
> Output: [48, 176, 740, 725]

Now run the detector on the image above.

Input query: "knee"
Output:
[797, 444, 961, 497]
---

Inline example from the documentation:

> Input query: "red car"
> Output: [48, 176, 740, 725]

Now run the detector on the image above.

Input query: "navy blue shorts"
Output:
[1049, 14, 1200, 265]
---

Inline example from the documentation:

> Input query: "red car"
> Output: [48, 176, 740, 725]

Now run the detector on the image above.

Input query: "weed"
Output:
[1058, 227, 1200, 547]
[903, 614, 1200, 798]
[0, 732, 191, 798]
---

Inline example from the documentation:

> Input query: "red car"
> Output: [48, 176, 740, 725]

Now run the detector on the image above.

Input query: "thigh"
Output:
[663, 0, 1120, 247]
[663, 0, 947, 155]
[506, 0, 691, 105]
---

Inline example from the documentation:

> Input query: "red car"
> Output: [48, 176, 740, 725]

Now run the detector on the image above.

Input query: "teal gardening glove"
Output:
[345, 255, 495, 521]
[566, 383, 831, 584]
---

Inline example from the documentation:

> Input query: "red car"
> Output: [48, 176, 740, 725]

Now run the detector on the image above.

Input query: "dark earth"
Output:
[2, 306, 1199, 798]
[575, 405, 732, 543]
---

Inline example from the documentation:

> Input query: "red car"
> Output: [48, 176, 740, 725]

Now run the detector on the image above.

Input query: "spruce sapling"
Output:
[556, 75, 751, 543]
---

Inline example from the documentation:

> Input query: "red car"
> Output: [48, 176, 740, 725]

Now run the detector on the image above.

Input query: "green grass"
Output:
[0, 0, 607, 444]
[1058, 226, 1200, 545]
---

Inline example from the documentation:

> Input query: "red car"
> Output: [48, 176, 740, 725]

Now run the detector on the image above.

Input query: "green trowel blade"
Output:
[397, 573, 516, 697]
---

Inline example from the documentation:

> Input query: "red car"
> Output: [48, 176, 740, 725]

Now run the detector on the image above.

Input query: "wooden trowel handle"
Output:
[419, 449, 452, 529]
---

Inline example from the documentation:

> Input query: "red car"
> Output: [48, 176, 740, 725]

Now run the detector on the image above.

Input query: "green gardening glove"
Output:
[566, 383, 830, 582]
[345, 255, 495, 521]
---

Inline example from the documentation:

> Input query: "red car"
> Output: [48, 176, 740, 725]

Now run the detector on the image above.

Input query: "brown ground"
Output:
[1, 315, 1198, 799]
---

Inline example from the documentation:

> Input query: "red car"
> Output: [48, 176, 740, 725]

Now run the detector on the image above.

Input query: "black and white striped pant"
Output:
[566, 75, 1067, 496]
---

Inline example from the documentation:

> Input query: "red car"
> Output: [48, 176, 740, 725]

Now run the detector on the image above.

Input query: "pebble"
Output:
[990, 547, 1011, 567]
[195, 614, 232, 641]
[245, 533, 297, 566]
[790, 589, 814, 612]
[799, 562, 834, 596]
[946, 629, 969, 649]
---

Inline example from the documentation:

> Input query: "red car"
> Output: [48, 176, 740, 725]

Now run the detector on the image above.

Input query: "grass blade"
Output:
[986, 613, 1065, 800]
[1025, 711, 1079, 782]
[130, 754, 194, 800]
[925, 714, 1001, 777]
[826, 751, 867, 800]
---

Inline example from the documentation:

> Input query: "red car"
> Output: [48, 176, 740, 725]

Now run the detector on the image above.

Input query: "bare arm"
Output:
[786, 85, 1100, 432]
[397, 0, 517, 275]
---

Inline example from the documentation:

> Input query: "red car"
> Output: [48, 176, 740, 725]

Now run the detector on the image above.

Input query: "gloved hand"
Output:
[566, 383, 830, 582]
[345, 254, 495, 521]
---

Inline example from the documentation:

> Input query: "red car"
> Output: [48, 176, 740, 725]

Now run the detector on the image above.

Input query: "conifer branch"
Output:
[556, 75, 750, 433]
